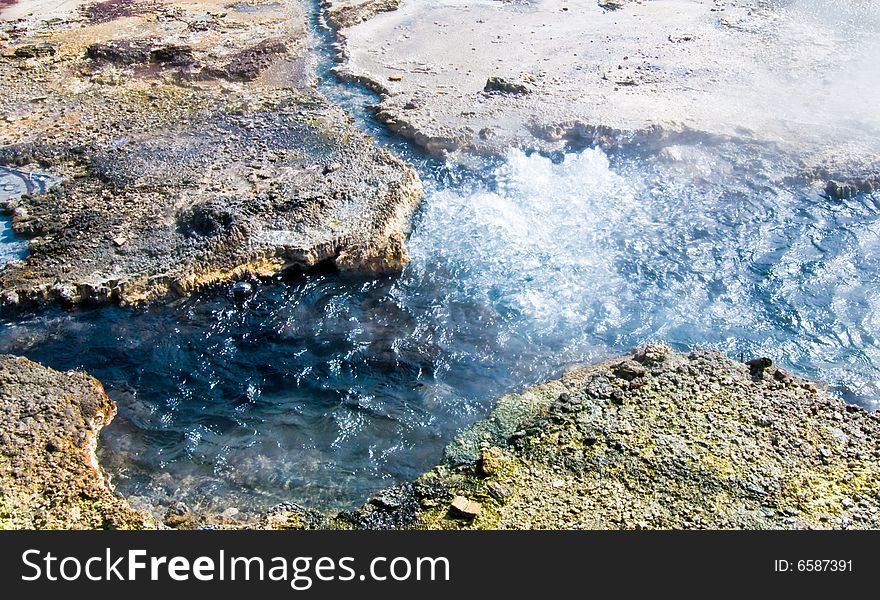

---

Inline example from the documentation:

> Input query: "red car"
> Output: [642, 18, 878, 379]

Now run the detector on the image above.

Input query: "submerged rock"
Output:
[825, 176, 878, 200]
[260, 502, 328, 530]
[229, 280, 253, 301]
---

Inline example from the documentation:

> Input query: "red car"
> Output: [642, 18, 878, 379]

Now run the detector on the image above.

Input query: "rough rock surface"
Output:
[5, 347, 880, 529]
[0, 354, 154, 529]
[326, 0, 880, 181]
[342, 346, 880, 529]
[322, 0, 401, 30]
[0, 353, 322, 530]
[0, 0, 422, 308]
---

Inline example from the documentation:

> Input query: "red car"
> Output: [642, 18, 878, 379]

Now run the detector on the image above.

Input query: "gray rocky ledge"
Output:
[0, 0, 422, 308]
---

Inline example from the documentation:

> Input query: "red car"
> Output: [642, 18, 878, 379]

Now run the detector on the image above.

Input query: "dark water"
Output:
[1, 3, 879, 519]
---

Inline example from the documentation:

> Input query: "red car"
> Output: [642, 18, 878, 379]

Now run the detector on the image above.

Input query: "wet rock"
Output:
[229, 281, 253, 301]
[746, 356, 773, 376]
[86, 40, 195, 68]
[163, 502, 194, 528]
[633, 343, 669, 365]
[370, 487, 410, 510]
[825, 180, 858, 199]
[339, 483, 421, 530]
[825, 176, 878, 199]
[484, 76, 531, 95]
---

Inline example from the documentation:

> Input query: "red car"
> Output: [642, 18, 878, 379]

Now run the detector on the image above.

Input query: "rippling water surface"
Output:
[2, 141, 879, 517]
[1, 2, 879, 519]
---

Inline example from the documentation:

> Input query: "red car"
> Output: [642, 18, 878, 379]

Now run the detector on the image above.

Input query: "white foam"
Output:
[398, 146, 880, 408]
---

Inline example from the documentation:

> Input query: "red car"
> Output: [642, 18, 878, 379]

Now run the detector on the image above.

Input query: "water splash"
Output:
[2, 141, 878, 518]
[405, 146, 880, 405]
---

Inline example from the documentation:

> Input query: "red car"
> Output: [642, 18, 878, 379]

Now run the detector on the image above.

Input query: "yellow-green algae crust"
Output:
[347, 346, 880, 530]
[0, 354, 155, 529]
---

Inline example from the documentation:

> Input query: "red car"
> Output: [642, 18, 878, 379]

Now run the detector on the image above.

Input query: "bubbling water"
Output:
[410, 145, 880, 405]
[2, 141, 879, 518]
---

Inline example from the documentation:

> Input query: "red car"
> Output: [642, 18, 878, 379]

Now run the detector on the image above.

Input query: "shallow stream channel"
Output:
[1, 3, 879, 520]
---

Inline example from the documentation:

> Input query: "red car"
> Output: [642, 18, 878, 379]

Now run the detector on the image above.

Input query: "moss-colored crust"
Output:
[0, 354, 155, 529]
[346, 346, 880, 530]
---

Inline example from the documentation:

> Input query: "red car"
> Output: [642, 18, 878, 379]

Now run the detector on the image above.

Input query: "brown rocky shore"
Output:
[0, 0, 421, 309]
[0, 354, 154, 528]
[3, 347, 879, 530]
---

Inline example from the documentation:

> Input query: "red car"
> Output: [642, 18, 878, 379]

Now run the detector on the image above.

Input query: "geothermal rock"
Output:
[0, 0, 422, 309]
[0, 354, 153, 529]
[342, 347, 880, 529]
[325, 0, 880, 178]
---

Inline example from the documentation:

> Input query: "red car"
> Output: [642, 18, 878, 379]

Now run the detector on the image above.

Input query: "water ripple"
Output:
[1, 142, 878, 516]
